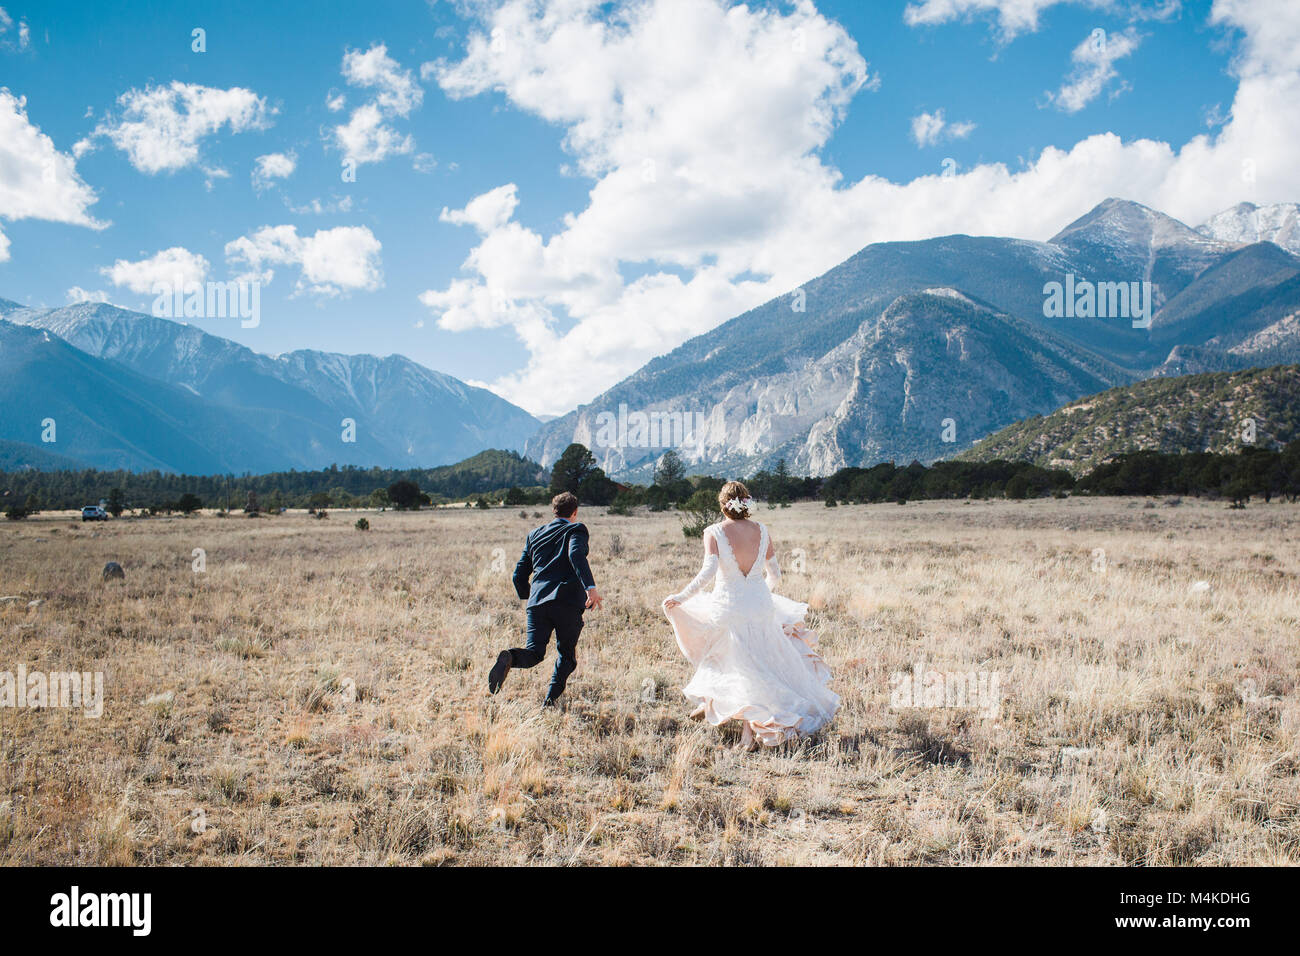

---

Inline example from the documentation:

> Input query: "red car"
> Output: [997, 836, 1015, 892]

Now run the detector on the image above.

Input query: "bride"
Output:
[662, 481, 839, 750]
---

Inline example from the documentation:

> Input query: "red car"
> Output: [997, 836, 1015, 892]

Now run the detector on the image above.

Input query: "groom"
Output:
[488, 491, 603, 706]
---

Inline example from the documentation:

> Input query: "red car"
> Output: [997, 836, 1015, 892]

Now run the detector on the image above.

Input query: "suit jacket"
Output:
[513, 517, 597, 608]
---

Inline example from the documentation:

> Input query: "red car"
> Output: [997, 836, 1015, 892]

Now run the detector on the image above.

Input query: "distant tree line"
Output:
[0, 450, 545, 514]
[1073, 445, 1300, 505]
[4, 441, 1298, 520]
[819, 459, 1074, 503]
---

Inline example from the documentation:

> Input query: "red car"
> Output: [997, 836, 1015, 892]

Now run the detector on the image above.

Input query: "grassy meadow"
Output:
[0, 497, 1297, 865]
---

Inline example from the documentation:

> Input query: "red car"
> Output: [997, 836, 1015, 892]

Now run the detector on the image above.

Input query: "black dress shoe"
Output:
[488, 650, 512, 694]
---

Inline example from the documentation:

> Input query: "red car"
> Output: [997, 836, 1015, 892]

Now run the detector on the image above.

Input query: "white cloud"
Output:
[100, 247, 210, 294]
[252, 150, 297, 190]
[418, 0, 1300, 417]
[911, 109, 977, 147]
[76, 82, 274, 175]
[325, 91, 346, 112]
[66, 286, 111, 304]
[330, 44, 424, 168]
[287, 195, 355, 215]
[904, 1, 1182, 40]
[440, 184, 520, 233]
[225, 224, 383, 296]
[1049, 26, 1142, 112]
[903, 0, 1108, 40]
[201, 164, 230, 191]
[0, 7, 30, 50]
[342, 43, 422, 114]
[333, 103, 414, 166]
[422, 0, 876, 413]
[0, 90, 104, 262]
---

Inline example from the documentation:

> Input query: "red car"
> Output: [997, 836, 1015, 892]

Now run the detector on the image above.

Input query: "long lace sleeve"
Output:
[764, 554, 781, 590]
[668, 553, 718, 603]
[668, 533, 720, 604]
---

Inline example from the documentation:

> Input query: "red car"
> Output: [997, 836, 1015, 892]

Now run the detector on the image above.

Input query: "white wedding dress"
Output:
[663, 521, 839, 747]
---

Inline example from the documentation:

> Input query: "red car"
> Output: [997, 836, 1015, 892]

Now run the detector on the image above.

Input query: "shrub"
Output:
[355, 517, 370, 531]
[388, 480, 422, 511]
[1005, 474, 1031, 500]
[679, 488, 718, 538]
[607, 491, 635, 516]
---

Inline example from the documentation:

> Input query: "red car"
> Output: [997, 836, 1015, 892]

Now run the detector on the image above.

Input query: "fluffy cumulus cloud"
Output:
[439, 184, 520, 232]
[225, 224, 383, 296]
[75, 82, 274, 175]
[421, 0, 877, 413]
[1048, 26, 1142, 112]
[331, 44, 424, 168]
[419, 0, 1300, 416]
[252, 150, 297, 190]
[99, 246, 210, 294]
[911, 109, 977, 147]
[0, 90, 104, 262]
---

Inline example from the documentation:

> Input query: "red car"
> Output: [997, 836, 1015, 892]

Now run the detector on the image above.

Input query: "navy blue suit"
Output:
[509, 517, 596, 700]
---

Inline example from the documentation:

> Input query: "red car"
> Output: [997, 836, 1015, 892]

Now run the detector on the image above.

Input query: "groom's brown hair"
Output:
[551, 492, 579, 518]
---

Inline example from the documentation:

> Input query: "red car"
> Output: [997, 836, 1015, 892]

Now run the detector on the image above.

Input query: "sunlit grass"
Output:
[0, 496, 1296, 865]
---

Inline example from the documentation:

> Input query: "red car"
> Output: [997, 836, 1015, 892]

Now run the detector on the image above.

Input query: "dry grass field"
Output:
[1, 497, 1297, 866]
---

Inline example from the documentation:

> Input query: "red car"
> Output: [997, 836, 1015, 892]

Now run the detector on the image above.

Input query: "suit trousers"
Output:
[509, 600, 585, 700]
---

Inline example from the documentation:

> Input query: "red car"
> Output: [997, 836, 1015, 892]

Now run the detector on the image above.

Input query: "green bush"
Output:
[679, 488, 718, 538]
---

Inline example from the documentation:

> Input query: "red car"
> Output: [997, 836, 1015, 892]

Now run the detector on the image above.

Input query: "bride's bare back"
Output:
[711, 517, 774, 577]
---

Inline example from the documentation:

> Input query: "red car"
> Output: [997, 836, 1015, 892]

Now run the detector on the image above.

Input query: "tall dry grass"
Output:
[0, 497, 1296, 865]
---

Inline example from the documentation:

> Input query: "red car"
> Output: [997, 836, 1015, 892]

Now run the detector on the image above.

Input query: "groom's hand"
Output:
[585, 587, 604, 610]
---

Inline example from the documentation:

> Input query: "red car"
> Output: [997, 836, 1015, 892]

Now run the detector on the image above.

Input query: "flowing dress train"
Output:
[663, 522, 839, 746]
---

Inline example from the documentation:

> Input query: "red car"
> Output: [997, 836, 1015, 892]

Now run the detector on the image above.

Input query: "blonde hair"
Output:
[718, 480, 751, 519]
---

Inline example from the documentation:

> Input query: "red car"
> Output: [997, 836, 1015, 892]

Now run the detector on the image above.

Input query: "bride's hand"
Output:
[663, 597, 681, 610]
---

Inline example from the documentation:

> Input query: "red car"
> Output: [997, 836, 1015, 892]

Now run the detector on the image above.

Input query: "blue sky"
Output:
[0, 0, 1292, 416]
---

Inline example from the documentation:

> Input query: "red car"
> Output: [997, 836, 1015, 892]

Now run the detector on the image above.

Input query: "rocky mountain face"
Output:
[0, 301, 540, 473]
[527, 198, 1300, 478]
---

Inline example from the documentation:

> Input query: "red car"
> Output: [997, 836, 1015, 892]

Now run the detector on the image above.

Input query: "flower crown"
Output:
[722, 496, 755, 515]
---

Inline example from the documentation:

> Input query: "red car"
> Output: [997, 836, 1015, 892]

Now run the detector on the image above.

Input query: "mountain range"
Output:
[0, 299, 539, 473]
[3, 198, 1299, 478]
[525, 199, 1300, 478]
